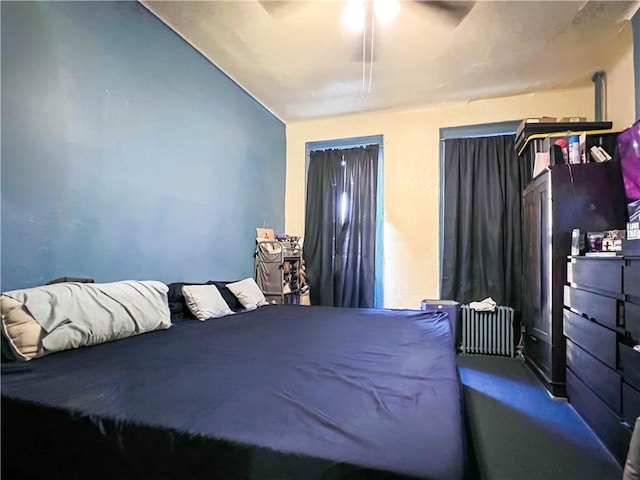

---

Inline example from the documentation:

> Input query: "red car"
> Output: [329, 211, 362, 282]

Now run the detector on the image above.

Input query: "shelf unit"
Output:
[254, 240, 303, 304]
[514, 121, 614, 154]
[518, 129, 622, 178]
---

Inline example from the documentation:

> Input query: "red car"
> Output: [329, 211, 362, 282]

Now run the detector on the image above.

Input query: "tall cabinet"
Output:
[522, 161, 628, 397]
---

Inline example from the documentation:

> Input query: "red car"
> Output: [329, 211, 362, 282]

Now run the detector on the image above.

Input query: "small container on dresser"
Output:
[564, 255, 640, 466]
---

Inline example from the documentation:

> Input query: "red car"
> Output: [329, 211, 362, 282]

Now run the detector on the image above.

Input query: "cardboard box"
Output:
[516, 117, 557, 139]
[522, 116, 557, 123]
[256, 227, 275, 241]
[559, 117, 587, 122]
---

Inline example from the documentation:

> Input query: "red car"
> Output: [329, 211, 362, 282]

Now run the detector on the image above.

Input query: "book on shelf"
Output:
[589, 145, 612, 162]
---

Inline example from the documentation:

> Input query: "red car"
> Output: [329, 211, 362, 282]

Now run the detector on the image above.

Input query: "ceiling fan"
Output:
[257, 0, 474, 97]
[411, 1, 475, 26]
[258, 0, 474, 64]
[258, 0, 474, 27]
[343, 0, 474, 30]
[340, 0, 474, 64]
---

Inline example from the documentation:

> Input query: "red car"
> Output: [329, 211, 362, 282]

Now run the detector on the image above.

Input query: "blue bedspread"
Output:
[1, 305, 466, 480]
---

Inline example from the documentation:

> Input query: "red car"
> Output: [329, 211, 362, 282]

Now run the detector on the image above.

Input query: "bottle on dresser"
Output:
[568, 135, 581, 164]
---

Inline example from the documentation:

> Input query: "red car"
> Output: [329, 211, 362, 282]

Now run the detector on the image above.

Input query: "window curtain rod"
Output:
[310, 143, 382, 153]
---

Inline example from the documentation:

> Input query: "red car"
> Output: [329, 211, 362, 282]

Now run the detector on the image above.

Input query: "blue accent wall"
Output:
[1, 1, 286, 291]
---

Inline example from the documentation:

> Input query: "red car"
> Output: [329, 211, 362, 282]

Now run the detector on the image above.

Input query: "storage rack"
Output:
[254, 239, 303, 304]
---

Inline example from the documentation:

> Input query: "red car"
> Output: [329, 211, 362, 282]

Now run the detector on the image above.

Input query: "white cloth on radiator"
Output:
[469, 297, 497, 312]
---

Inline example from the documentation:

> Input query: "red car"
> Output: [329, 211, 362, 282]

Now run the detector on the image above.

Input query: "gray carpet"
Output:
[457, 355, 623, 480]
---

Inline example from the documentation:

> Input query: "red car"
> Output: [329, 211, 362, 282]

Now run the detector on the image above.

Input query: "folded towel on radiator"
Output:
[469, 297, 497, 312]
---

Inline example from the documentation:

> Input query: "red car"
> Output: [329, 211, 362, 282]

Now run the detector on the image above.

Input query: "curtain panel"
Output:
[304, 145, 378, 308]
[441, 135, 529, 312]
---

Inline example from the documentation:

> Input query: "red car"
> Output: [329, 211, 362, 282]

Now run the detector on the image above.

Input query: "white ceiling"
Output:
[142, 0, 639, 122]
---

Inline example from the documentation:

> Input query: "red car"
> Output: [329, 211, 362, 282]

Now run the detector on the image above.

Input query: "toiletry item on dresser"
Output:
[568, 135, 581, 164]
[554, 138, 569, 163]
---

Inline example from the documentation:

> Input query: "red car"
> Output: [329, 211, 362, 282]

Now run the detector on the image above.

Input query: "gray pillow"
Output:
[1, 281, 171, 359]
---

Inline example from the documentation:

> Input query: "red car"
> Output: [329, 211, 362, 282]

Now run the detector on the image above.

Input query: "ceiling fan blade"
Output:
[411, 0, 475, 26]
[257, 0, 310, 19]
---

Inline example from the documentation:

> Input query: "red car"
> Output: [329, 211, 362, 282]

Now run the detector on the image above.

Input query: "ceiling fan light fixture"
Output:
[373, 0, 400, 24]
[341, 0, 365, 31]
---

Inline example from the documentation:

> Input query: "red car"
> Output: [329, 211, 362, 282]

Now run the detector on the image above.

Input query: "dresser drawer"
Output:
[622, 382, 640, 428]
[620, 343, 640, 391]
[564, 285, 621, 330]
[566, 339, 621, 414]
[568, 259, 622, 294]
[623, 265, 640, 298]
[626, 302, 640, 342]
[564, 308, 617, 368]
[567, 369, 632, 465]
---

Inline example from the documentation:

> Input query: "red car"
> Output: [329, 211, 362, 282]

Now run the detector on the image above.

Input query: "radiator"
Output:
[460, 305, 515, 357]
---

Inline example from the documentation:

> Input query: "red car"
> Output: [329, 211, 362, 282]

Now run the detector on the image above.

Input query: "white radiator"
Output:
[460, 305, 515, 357]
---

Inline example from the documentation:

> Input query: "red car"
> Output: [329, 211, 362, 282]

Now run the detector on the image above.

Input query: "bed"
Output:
[1, 283, 467, 480]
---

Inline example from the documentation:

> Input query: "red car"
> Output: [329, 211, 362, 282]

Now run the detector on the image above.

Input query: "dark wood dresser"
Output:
[564, 255, 640, 465]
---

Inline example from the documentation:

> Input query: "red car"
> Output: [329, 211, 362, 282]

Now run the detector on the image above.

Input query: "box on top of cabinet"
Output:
[625, 222, 640, 256]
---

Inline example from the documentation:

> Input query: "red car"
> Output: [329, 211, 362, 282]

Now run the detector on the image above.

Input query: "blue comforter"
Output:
[1, 305, 466, 480]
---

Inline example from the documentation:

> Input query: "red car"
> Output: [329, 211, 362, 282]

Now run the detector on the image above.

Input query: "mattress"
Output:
[1, 305, 466, 480]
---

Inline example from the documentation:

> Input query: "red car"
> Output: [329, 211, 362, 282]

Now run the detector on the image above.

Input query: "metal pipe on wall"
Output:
[592, 71, 606, 121]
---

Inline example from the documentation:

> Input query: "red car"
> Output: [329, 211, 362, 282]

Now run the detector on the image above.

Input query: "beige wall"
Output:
[606, 23, 636, 129]
[286, 87, 594, 309]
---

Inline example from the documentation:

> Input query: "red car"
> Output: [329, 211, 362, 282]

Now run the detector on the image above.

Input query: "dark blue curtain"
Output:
[304, 145, 378, 308]
[441, 135, 530, 312]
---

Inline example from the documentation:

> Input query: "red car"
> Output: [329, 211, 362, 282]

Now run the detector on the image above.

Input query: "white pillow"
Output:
[182, 285, 235, 321]
[1, 295, 43, 360]
[226, 278, 269, 310]
[2, 281, 171, 360]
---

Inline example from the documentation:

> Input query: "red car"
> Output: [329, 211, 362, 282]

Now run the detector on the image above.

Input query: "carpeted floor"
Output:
[457, 355, 623, 480]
